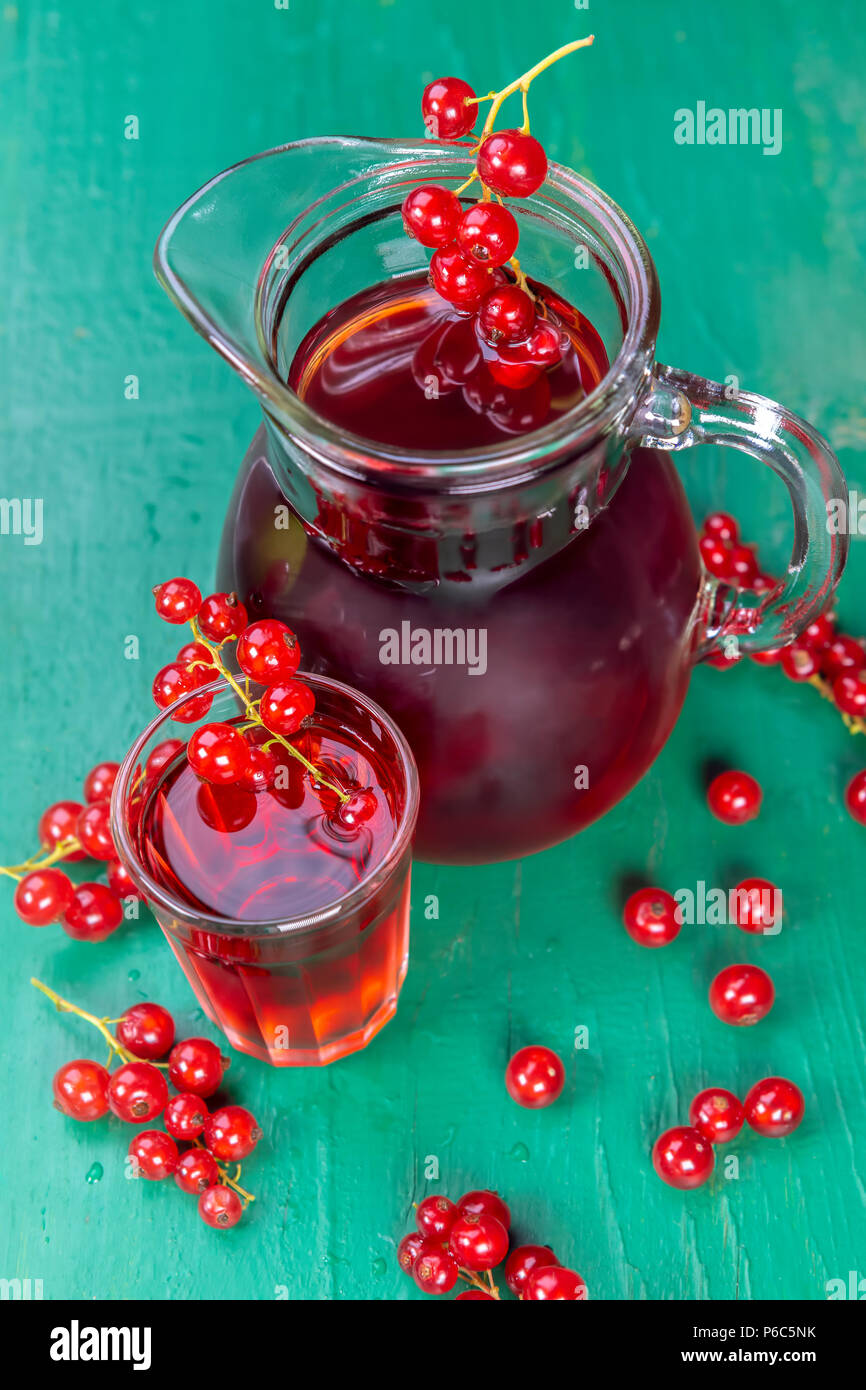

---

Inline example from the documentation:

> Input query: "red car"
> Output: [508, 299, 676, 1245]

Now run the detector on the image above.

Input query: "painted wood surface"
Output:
[1, 0, 864, 1300]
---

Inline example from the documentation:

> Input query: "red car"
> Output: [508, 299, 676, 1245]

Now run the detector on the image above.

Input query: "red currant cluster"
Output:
[402, 39, 594, 391]
[35, 979, 260, 1229]
[398, 1189, 586, 1300]
[653, 1077, 805, 1190]
[3, 760, 139, 942]
[701, 511, 866, 822]
[151, 578, 375, 827]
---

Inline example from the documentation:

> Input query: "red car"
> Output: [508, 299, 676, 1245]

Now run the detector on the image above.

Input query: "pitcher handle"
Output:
[630, 363, 848, 658]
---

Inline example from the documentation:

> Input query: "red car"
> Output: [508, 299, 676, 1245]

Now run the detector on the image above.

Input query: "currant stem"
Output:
[188, 619, 349, 803]
[30, 978, 138, 1065]
[1, 836, 84, 880]
[455, 169, 479, 197]
[480, 35, 595, 139]
[192, 1138, 255, 1204]
[457, 1267, 501, 1298]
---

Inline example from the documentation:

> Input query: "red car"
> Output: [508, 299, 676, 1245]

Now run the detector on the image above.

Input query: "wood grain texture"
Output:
[1, 0, 864, 1300]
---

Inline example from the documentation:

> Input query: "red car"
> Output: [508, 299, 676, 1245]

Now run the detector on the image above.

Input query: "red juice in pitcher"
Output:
[219, 274, 702, 862]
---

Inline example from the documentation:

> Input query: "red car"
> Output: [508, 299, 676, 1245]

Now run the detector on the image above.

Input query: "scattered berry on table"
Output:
[622, 886, 682, 947]
[505, 1044, 565, 1108]
[652, 1125, 715, 1190]
[709, 963, 775, 1027]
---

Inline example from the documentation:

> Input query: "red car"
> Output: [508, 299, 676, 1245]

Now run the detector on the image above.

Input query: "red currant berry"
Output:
[107, 1061, 168, 1123]
[456, 1190, 510, 1230]
[188, 722, 251, 785]
[53, 1059, 110, 1121]
[780, 642, 821, 681]
[477, 129, 548, 197]
[204, 1105, 262, 1162]
[833, 669, 866, 718]
[703, 511, 739, 544]
[260, 679, 316, 737]
[457, 202, 519, 267]
[750, 643, 788, 667]
[744, 1076, 805, 1138]
[164, 1092, 209, 1142]
[415, 1195, 458, 1241]
[821, 634, 866, 683]
[800, 613, 835, 650]
[728, 544, 759, 587]
[39, 800, 87, 861]
[524, 1266, 588, 1301]
[688, 1087, 745, 1145]
[333, 786, 378, 830]
[505, 1245, 558, 1297]
[421, 76, 476, 140]
[401, 185, 462, 249]
[176, 641, 217, 684]
[129, 1129, 179, 1180]
[62, 883, 123, 942]
[456, 1289, 495, 1300]
[241, 744, 279, 793]
[83, 761, 120, 804]
[845, 769, 866, 825]
[75, 801, 116, 861]
[709, 963, 775, 1026]
[429, 247, 493, 313]
[413, 1243, 459, 1294]
[505, 1045, 565, 1109]
[199, 1184, 243, 1229]
[152, 662, 212, 723]
[397, 1232, 426, 1274]
[153, 577, 202, 624]
[197, 591, 248, 643]
[145, 739, 184, 781]
[486, 356, 541, 390]
[525, 318, 564, 368]
[175, 1148, 220, 1195]
[622, 886, 682, 948]
[706, 769, 762, 825]
[107, 859, 143, 901]
[168, 1037, 228, 1097]
[448, 1213, 509, 1271]
[14, 868, 74, 926]
[699, 534, 734, 580]
[236, 618, 301, 684]
[751, 573, 776, 595]
[479, 285, 535, 345]
[116, 1002, 175, 1059]
[652, 1125, 715, 1189]
[732, 877, 781, 934]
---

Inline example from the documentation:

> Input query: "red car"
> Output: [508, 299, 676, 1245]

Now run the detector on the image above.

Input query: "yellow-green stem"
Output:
[30, 978, 137, 1065]
[480, 35, 595, 139]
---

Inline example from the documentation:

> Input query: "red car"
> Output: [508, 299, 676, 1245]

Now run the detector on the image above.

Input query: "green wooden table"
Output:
[2, 0, 864, 1301]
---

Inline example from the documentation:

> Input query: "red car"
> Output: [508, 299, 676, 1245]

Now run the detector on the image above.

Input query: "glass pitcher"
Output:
[156, 138, 847, 864]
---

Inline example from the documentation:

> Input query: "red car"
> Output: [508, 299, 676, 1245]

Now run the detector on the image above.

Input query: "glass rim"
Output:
[110, 672, 420, 938]
[155, 135, 660, 487]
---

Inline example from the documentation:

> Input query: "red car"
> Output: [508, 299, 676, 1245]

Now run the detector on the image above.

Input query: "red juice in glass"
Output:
[112, 675, 419, 1066]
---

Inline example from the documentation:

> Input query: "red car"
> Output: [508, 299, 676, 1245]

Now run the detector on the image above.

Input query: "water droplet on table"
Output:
[128, 969, 140, 983]
[509, 1142, 530, 1163]
[371, 1257, 386, 1277]
[86, 1162, 104, 1183]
